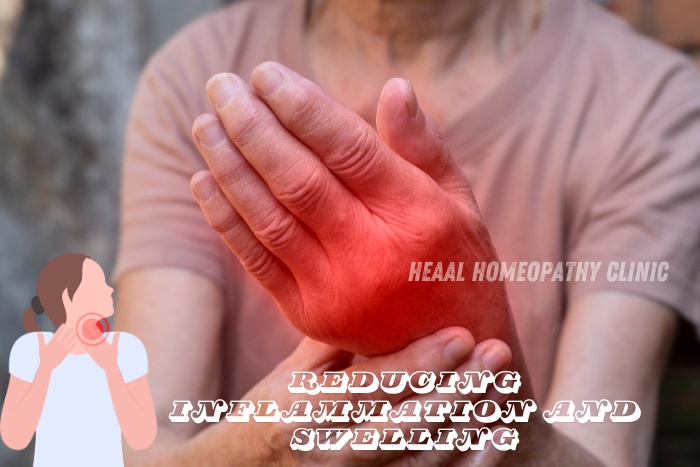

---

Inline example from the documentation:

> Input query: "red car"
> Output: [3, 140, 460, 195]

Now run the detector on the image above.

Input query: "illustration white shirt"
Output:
[9, 332, 147, 467]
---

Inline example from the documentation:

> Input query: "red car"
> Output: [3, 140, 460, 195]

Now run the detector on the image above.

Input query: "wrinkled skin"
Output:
[190, 62, 515, 357]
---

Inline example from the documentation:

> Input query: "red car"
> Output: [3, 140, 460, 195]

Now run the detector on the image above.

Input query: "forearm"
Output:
[116, 268, 228, 462]
[501, 420, 606, 467]
[0, 368, 51, 449]
[124, 424, 200, 466]
[125, 421, 277, 467]
[548, 428, 607, 467]
[540, 292, 677, 467]
[104, 368, 156, 450]
[532, 427, 606, 467]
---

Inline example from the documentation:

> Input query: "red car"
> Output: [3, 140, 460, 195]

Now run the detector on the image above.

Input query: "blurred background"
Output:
[0, 0, 698, 465]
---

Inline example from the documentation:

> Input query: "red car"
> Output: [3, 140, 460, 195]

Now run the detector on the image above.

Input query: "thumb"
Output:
[37, 332, 45, 347]
[280, 337, 354, 373]
[376, 78, 475, 204]
[461, 441, 507, 466]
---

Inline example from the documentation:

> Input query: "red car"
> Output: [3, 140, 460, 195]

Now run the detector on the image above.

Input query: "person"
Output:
[112, 0, 700, 465]
[0, 254, 157, 467]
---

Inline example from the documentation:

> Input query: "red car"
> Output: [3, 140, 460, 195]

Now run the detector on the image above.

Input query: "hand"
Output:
[190, 62, 514, 357]
[225, 327, 513, 467]
[37, 325, 78, 372]
[86, 332, 120, 373]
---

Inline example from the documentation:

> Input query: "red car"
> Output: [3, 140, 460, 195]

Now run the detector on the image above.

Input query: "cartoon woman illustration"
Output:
[0, 254, 156, 466]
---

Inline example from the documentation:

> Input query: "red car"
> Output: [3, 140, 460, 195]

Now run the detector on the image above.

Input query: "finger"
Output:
[55, 326, 76, 347]
[335, 327, 477, 407]
[376, 78, 475, 205]
[190, 170, 305, 317]
[204, 74, 361, 241]
[60, 334, 79, 352]
[192, 113, 333, 288]
[438, 443, 507, 467]
[53, 324, 69, 341]
[52, 334, 77, 359]
[381, 444, 462, 467]
[368, 341, 512, 466]
[275, 328, 477, 418]
[249, 62, 422, 202]
[112, 332, 120, 347]
[278, 328, 477, 466]
[56, 324, 80, 347]
[279, 337, 355, 374]
[37, 332, 45, 347]
[358, 339, 511, 433]
[452, 431, 507, 467]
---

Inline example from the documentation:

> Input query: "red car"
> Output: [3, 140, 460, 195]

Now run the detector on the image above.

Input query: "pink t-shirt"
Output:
[113, 0, 700, 401]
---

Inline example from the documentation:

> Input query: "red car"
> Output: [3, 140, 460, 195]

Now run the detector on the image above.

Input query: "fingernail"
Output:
[404, 79, 419, 119]
[195, 117, 226, 147]
[208, 74, 238, 108]
[253, 64, 285, 96]
[481, 345, 509, 373]
[192, 174, 217, 202]
[444, 337, 472, 363]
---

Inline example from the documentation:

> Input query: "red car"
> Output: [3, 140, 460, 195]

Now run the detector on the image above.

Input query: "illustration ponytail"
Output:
[21, 303, 41, 333]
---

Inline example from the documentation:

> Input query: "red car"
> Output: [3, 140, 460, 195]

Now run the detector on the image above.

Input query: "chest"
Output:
[41, 356, 117, 424]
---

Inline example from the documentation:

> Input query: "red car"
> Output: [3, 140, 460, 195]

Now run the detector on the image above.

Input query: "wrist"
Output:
[103, 361, 121, 376]
[35, 361, 54, 379]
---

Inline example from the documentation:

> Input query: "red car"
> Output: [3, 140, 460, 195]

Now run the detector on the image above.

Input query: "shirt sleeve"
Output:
[8, 333, 48, 383]
[115, 332, 149, 383]
[567, 66, 700, 334]
[110, 16, 228, 288]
